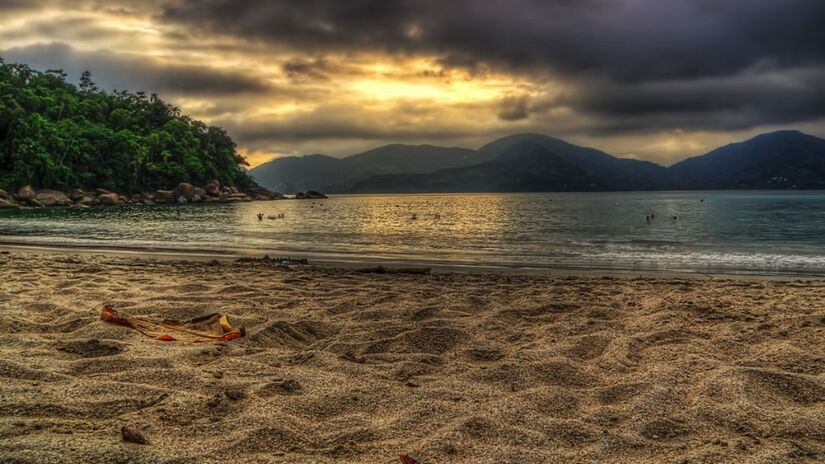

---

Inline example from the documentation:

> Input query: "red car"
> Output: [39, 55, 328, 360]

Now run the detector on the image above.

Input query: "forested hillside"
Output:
[0, 59, 253, 193]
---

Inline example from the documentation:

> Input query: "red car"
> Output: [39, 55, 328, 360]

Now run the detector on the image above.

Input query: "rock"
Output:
[16, 185, 36, 201]
[143, 199, 154, 205]
[28, 198, 45, 208]
[192, 194, 202, 202]
[118, 195, 129, 204]
[193, 187, 207, 198]
[96, 188, 114, 196]
[154, 190, 174, 204]
[205, 181, 220, 196]
[121, 426, 149, 445]
[295, 191, 307, 199]
[0, 198, 20, 209]
[142, 192, 154, 201]
[130, 193, 142, 202]
[247, 186, 286, 200]
[177, 195, 188, 204]
[306, 190, 328, 199]
[70, 203, 89, 209]
[0, 189, 11, 201]
[174, 183, 195, 202]
[77, 196, 94, 205]
[35, 190, 72, 207]
[68, 189, 86, 202]
[98, 193, 120, 205]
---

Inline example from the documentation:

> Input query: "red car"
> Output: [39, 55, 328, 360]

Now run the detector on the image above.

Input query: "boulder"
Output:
[192, 194, 202, 202]
[16, 185, 36, 201]
[119, 195, 129, 204]
[154, 190, 174, 204]
[0, 189, 11, 201]
[177, 195, 188, 204]
[229, 186, 240, 194]
[247, 186, 286, 200]
[98, 193, 120, 205]
[130, 193, 142, 202]
[0, 198, 20, 209]
[295, 191, 307, 199]
[306, 190, 328, 199]
[205, 181, 220, 196]
[142, 192, 154, 201]
[35, 190, 72, 207]
[193, 187, 207, 198]
[77, 196, 94, 205]
[96, 188, 114, 196]
[143, 199, 154, 205]
[28, 198, 45, 208]
[68, 188, 86, 202]
[174, 183, 195, 202]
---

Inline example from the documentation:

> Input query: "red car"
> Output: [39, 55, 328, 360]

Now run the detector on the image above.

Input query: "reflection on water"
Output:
[2, 191, 825, 274]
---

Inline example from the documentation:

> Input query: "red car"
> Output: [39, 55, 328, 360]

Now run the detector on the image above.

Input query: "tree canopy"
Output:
[0, 59, 253, 193]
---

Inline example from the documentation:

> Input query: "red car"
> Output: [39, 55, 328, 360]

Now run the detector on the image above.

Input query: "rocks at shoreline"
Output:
[295, 190, 328, 199]
[3, 181, 294, 210]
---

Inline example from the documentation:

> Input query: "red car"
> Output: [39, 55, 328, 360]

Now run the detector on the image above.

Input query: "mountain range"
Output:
[249, 130, 825, 193]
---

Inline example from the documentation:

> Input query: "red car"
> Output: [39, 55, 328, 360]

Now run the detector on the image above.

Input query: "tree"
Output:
[79, 70, 98, 93]
[0, 60, 253, 193]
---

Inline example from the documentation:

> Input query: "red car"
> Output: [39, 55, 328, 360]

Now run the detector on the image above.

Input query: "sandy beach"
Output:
[1, 250, 825, 463]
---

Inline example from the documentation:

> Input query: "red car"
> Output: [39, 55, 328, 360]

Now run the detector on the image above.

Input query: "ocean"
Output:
[2, 191, 825, 275]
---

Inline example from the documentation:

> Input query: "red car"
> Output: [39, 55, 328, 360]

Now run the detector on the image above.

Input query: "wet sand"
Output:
[1, 250, 825, 463]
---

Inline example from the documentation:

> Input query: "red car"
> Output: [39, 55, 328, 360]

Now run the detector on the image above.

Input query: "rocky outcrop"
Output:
[294, 190, 328, 199]
[68, 189, 86, 202]
[0, 198, 20, 209]
[1, 183, 284, 209]
[16, 185, 36, 202]
[98, 193, 120, 205]
[154, 190, 174, 204]
[35, 190, 72, 207]
[205, 181, 220, 196]
[174, 183, 195, 202]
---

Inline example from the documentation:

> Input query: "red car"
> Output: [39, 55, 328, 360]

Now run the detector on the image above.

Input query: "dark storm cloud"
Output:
[160, 0, 825, 82]
[563, 66, 825, 131]
[1, 42, 271, 96]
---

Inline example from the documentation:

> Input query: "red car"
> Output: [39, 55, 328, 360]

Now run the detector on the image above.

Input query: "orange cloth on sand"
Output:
[100, 304, 245, 343]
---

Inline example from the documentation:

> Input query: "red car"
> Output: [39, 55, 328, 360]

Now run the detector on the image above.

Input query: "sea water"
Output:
[2, 191, 825, 275]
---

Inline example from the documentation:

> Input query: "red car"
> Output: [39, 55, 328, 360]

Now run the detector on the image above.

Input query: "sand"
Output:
[1, 251, 825, 463]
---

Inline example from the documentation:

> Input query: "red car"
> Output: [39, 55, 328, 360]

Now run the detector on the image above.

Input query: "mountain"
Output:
[249, 144, 476, 193]
[350, 134, 668, 193]
[668, 130, 825, 189]
[250, 130, 825, 194]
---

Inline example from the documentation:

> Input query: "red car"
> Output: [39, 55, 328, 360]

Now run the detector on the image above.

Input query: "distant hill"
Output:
[667, 130, 825, 189]
[249, 144, 475, 193]
[250, 130, 825, 194]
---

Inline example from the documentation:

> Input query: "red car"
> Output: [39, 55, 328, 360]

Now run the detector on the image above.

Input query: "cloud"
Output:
[160, 0, 825, 82]
[1, 42, 271, 96]
[497, 94, 530, 121]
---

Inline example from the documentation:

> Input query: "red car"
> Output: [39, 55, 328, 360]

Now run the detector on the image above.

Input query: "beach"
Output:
[1, 250, 825, 463]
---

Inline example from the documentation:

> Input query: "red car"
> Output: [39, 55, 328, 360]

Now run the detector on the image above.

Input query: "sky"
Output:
[1, 0, 824, 167]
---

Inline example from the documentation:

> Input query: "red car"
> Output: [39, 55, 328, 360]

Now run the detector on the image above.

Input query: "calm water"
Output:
[2, 191, 825, 274]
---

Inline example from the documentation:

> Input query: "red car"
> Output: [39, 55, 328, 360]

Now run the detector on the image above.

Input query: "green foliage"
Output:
[0, 60, 253, 192]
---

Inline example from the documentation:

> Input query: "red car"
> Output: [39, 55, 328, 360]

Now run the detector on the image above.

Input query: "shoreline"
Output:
[2, 241, 823, 281]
